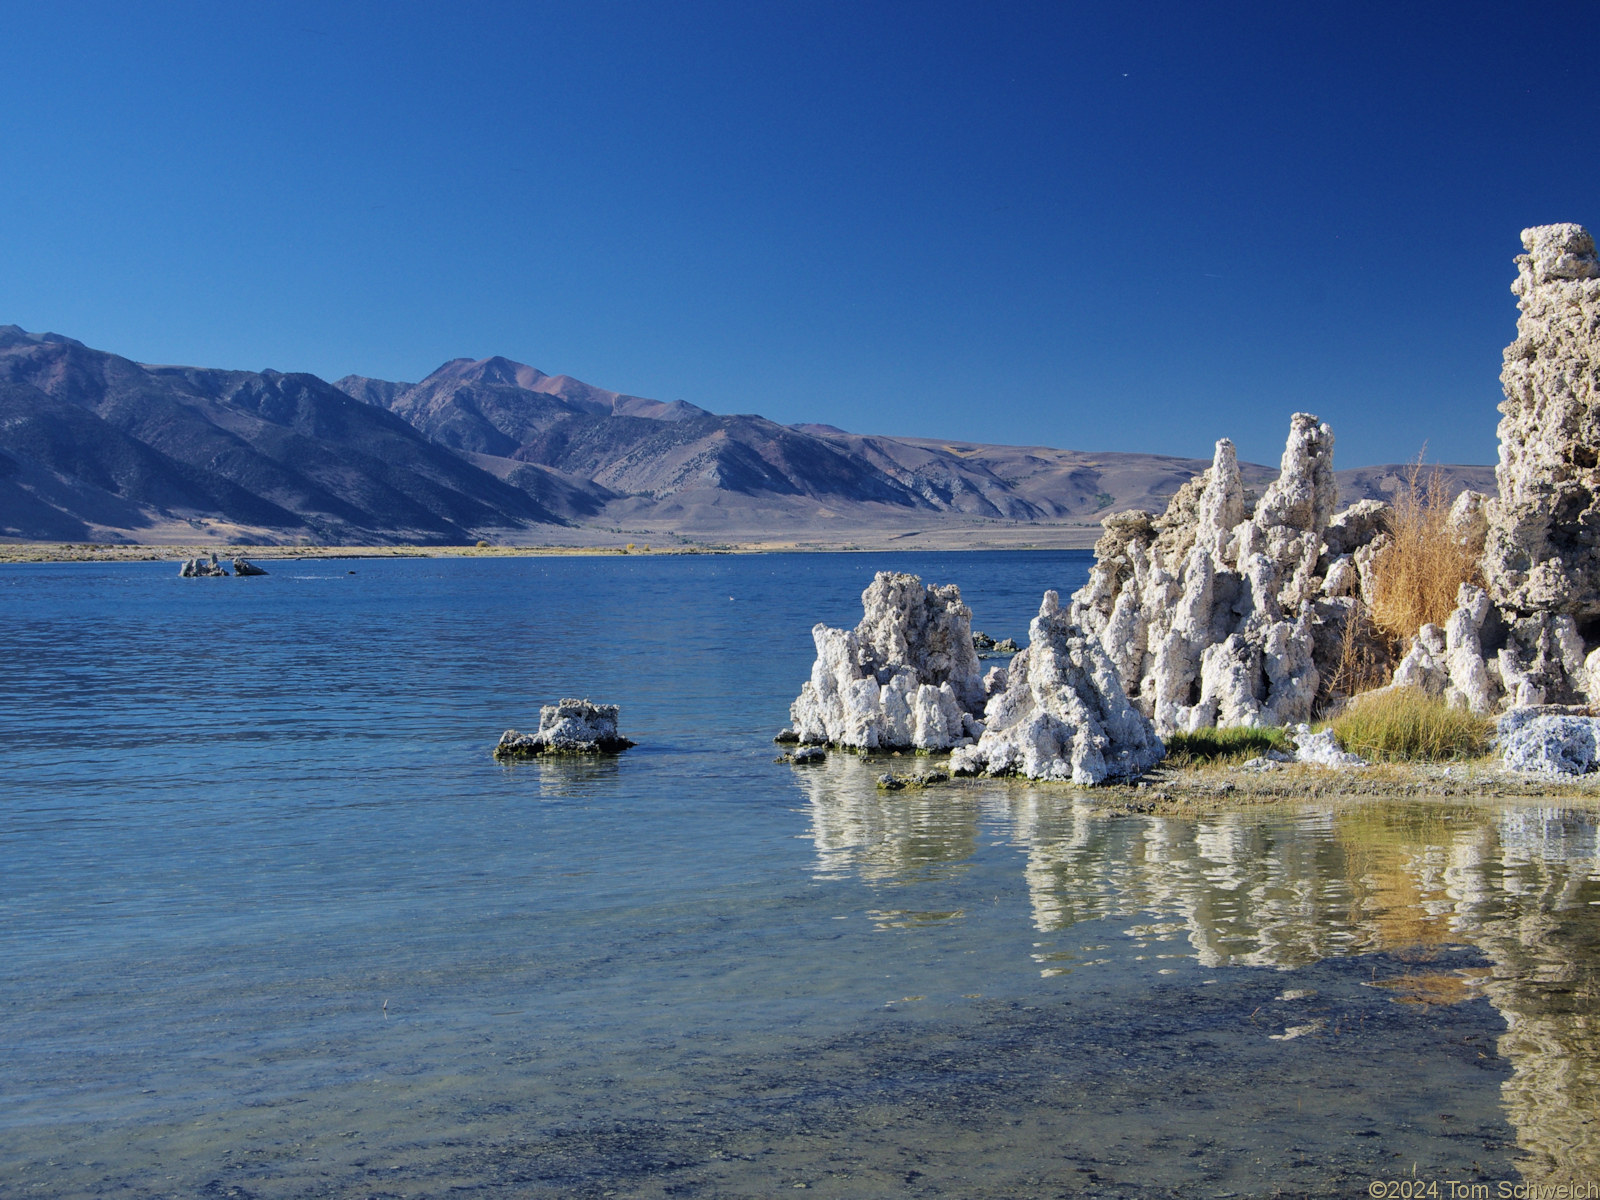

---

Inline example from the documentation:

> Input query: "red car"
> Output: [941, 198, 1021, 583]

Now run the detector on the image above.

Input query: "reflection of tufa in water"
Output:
[791, 754, 978, 885]
[799, 771, 1600, 1184]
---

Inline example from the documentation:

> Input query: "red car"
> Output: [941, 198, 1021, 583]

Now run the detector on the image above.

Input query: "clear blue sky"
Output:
[3, 0, 1595, 468]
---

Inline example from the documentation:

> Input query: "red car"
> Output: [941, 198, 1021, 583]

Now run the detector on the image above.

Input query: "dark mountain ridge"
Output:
[0, 326, 562, 543]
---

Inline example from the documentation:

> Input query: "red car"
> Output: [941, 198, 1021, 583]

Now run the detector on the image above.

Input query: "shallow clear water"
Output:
[2, 552, 1598, 1198]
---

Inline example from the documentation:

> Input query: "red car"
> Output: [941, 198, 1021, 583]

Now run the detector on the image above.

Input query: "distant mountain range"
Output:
[0, 325, 1497, 547]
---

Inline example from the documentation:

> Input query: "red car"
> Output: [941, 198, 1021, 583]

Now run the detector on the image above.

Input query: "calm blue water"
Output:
[3, 552, 1598, 1198]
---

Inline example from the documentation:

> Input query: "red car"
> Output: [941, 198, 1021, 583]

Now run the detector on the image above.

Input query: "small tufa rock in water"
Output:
[994, 637, 1019, 653]
[232, 558, 268, 576]
[773, 728, 801, 744]
[494, 699, 635, 758]
[179, 552, 229, 577]
[774, 746, 827, 764]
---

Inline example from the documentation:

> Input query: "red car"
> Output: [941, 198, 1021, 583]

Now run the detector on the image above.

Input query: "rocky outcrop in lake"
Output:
[1068, 415, 1390, 735]
[179, 553, 229, 577]
[788, 572, 986, 751]
[951, 590, 1164, 784]
[494, 699, 635, 757]
[1063, 222, 1600, 733]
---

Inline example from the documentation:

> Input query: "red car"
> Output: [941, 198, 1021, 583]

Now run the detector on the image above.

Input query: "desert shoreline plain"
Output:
[10, 224, 1600, 809]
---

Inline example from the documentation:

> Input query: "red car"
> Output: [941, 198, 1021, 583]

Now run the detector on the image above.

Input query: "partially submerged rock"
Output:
[179, 553, 228, 577]
[232, 558, 268, 576]
[951, 590, 1164, 785]
[789, 572, 985, 751]
[494, 699, 635, 758]
[877, 769, 949, 791]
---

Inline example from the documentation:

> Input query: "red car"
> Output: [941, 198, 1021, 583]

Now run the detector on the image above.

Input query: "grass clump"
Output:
[1327, 686, 1492, 762]
[1367, 457, 1483, 647]
[1165, 726, 1291, 766]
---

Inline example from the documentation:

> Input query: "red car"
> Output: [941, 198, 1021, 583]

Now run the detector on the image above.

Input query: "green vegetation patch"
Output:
[1327, 686, 1492, 762]
[1164, 726, 1290, 766]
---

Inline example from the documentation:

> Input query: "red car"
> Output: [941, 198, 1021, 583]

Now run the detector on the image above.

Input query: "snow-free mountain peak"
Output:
[0, 324, 1497, 546]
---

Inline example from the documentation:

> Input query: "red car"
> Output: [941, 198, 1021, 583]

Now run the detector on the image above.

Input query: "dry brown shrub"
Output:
[1367, 457, 1482, 647]
[1325, 600, 1393, 705]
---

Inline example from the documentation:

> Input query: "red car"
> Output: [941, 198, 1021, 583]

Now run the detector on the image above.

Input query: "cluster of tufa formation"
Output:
[178, 553, 268, 577]
[1392, 224, 1600, 718]
[1067, 415, 1394, 735]
[1481, 223, 1600, 707]
[494, 699, 635, 758]
[787, 572, 988, 751]
[950, 590, 1164, 784]
[179, 554, 229, 577]
[786, 573, 1163, 783]
[778, 222, 1600, 779]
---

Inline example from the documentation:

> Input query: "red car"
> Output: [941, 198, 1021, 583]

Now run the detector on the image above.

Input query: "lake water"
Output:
[3, 551, 1598, 1199]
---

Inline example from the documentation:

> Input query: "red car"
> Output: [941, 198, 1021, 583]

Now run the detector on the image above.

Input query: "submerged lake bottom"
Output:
[3, 553, 1597, 1198]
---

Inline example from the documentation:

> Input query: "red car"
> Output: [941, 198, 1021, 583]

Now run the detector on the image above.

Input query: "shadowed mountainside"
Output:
[0, 326, 1495, 546]
[0, 327, 564, 543]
